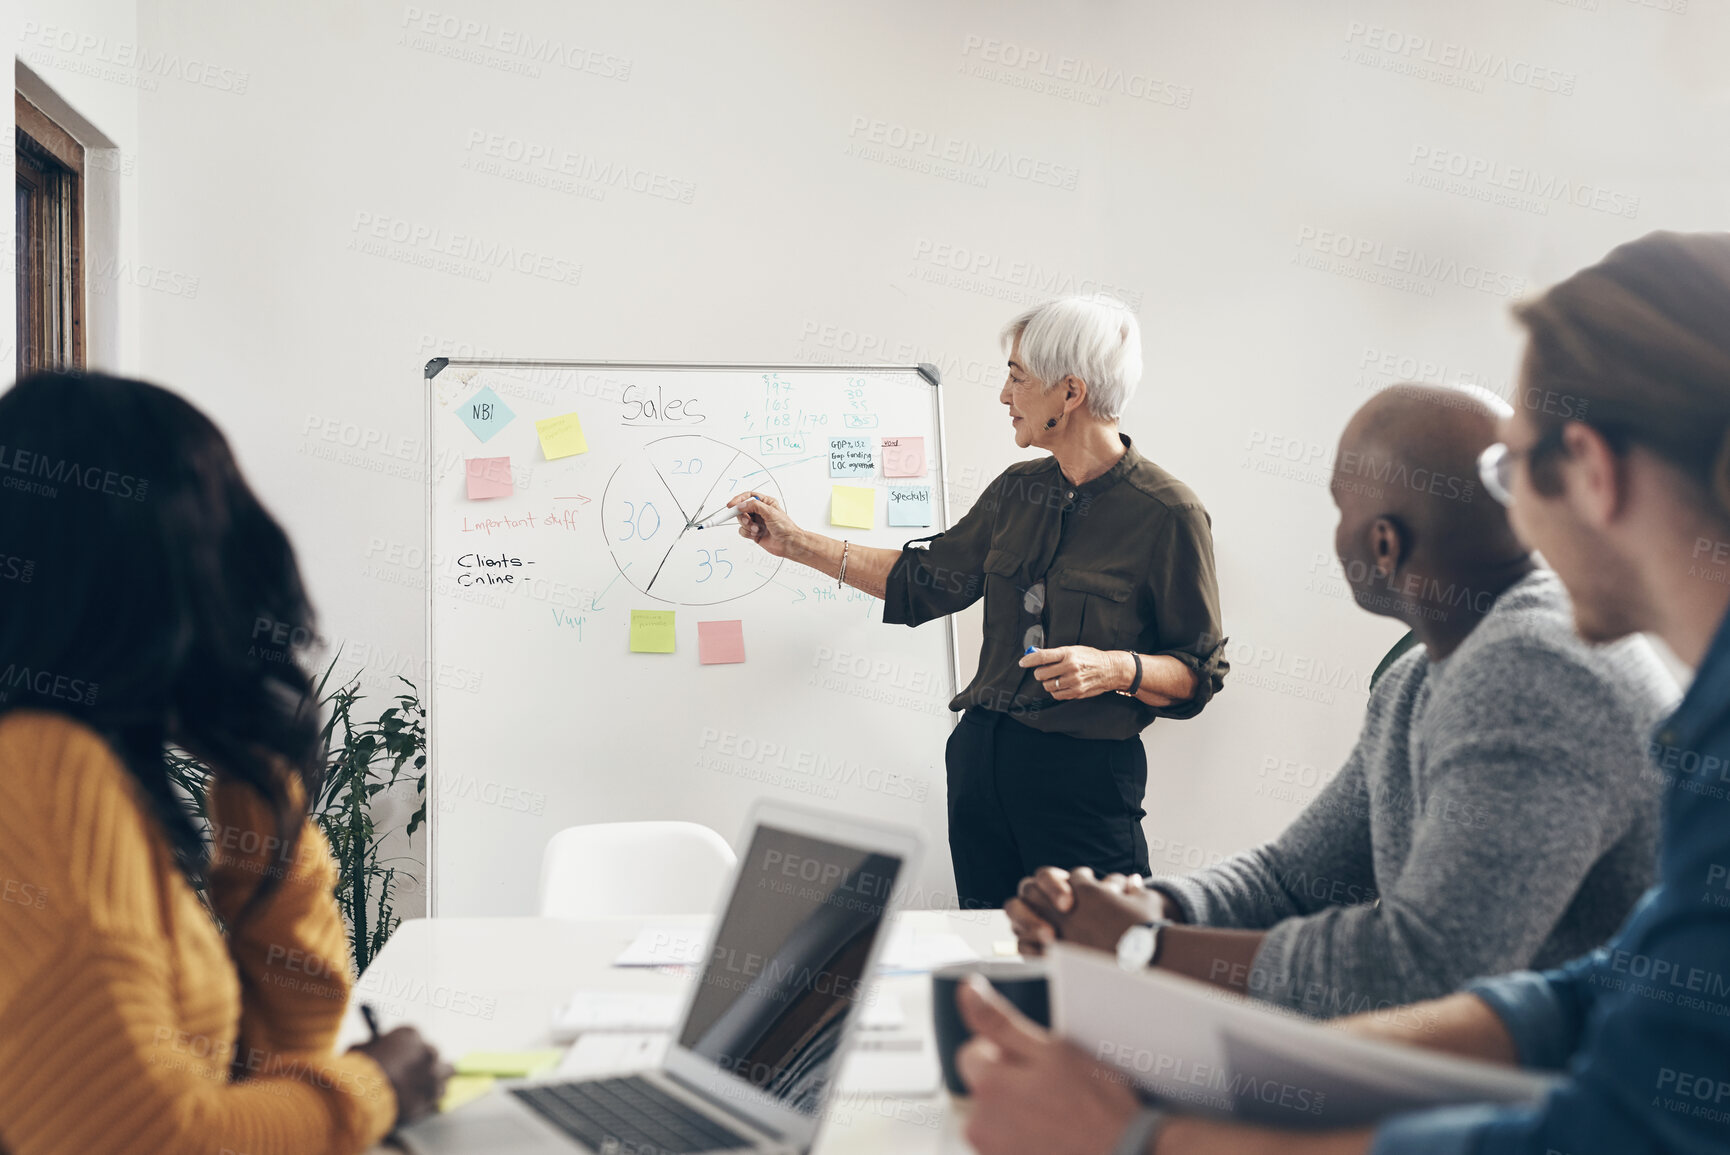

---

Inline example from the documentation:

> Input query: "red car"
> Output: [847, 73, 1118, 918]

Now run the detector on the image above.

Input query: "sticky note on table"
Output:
[698, 620, 746, 665]
[453, 1050, 564, 1078]
[630, 609, 677, 653]
[440, 1074, 497, 1113]
[536, 411, 589, 460]
[831, 485, 875, 529]
[465, 457, 513, 500]
[888, 484, 933, 527]
[881, 436, 926, 477]
[829, 436, 874, 478]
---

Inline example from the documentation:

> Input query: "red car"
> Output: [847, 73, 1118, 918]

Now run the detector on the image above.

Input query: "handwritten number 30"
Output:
[618, 502, 662, 542]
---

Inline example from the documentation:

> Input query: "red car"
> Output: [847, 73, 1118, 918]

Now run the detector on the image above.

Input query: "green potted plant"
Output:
[165, 658, 427, 972]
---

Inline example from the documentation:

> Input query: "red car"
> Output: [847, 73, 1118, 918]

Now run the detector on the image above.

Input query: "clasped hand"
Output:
[1005, 866, 1169, 957]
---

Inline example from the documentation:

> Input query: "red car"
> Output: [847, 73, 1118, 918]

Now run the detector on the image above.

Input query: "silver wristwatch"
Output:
[1116, 919, 1170, 971]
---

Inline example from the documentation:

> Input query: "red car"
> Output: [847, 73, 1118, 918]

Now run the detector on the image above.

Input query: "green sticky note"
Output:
[536, 411, 589, 459]
[630, 609, 677, 653]
[441, 1073, 497, 1112]
[453, 1050, 564, 1078]
[831, 485, 875, 529]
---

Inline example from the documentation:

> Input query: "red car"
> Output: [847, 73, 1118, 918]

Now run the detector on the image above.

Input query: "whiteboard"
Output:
[423, 361, 959, 915]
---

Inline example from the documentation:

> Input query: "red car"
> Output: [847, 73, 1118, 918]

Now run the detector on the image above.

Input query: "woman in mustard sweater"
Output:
[0, 371, 448, 1153]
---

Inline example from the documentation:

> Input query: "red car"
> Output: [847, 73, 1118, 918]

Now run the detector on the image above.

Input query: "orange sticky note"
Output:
[698, 620, 746, 665]
[465, 457, 513, 500]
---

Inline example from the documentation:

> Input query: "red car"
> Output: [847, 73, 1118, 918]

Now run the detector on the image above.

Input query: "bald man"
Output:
[1006, 385, 1677, 1016]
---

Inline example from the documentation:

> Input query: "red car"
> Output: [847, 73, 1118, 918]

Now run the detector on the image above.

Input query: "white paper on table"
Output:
[1049, 945, 1559, 1129]
[875, 927, 979, 973]
[554, 986, 904, 1042]
[557, 1032, 669, 1078]
[612, 925, 708, 967]
[554, 1030, 936, 1098]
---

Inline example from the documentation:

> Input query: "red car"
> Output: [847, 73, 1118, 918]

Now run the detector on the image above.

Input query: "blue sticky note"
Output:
[887, 484, 933, 527]
[457, 386, 515, 443]
[829, 436, 874, 479]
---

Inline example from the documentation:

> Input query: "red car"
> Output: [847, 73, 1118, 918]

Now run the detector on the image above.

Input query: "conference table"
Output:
[346, 910, 1012, 1154]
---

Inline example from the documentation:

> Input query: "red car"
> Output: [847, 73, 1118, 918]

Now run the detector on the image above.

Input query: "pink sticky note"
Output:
[465, 457, 514, 500]
[698, 620, 746, 665]
[881, 436, 926, 477]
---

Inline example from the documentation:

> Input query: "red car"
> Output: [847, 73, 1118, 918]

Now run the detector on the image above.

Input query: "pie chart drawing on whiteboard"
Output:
[601, 434, 787, 605]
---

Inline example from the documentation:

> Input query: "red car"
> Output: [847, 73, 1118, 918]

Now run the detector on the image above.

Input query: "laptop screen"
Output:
[677, 823, 903, 1116]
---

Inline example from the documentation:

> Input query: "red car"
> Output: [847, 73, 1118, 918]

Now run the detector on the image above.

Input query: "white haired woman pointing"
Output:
[724, 297, 1228, 910]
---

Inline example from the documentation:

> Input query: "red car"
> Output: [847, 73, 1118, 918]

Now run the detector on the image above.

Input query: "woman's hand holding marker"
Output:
[1020, 645, 1133, 701]
[725, 491, 802, 559]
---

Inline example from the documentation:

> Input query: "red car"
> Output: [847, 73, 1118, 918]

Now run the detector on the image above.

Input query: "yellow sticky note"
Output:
[536, 411, 589, 460]
[453, 1049, 564, 1078]
[441, 1074, 497, 1113]
[831, 485, 875, 529]
[630, 609, 677, 653]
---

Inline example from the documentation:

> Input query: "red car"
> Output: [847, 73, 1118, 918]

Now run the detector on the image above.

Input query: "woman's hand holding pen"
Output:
[1020, 646, 1140, 701]
[350, 1005, 452, 1128]
[725, 492, 804, 559]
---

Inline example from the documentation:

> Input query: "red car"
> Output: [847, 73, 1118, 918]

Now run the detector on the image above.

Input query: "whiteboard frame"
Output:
[421, 359, 960, 915]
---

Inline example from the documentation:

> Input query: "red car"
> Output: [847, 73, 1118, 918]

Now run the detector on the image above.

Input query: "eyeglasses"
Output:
[1021, 581, 1046, 651]
[1477, 443, 1518, 507]
[1478, 426, 1568, 507]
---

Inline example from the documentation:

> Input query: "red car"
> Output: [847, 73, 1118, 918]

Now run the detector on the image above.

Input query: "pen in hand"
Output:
[361, 1002, 383, 1042]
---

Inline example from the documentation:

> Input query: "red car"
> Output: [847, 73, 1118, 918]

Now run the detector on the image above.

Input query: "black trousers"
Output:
[944, 708, 1150, 911]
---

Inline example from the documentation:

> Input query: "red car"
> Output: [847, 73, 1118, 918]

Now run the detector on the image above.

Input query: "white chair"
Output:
[537, 821, 738, 919]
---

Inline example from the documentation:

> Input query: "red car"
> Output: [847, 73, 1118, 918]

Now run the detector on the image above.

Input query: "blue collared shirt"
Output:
[1373, 605, 1730, 1155]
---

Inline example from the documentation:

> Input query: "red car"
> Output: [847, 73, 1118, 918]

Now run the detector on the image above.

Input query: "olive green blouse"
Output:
[883, 436, 1228, 741]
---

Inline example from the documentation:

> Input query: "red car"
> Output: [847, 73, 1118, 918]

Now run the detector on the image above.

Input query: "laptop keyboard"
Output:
[512, 1076, 751, 1154]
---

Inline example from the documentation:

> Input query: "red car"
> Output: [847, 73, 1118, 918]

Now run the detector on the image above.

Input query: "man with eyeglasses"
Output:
[1006, 382, 1675, 1029]
[957, 231, 1730, 1155]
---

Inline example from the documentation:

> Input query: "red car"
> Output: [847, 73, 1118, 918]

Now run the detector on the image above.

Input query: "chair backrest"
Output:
[537, 820, 738, 919]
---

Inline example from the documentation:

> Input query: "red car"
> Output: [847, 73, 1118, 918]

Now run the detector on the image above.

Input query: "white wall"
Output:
[55, 0, 1729, 914]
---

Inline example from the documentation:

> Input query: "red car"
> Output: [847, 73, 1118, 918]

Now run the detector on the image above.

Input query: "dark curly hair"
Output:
[0, 370, 324, 914]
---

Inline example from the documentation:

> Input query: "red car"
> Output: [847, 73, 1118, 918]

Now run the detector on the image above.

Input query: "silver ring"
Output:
[1053, 677, 1060, 691]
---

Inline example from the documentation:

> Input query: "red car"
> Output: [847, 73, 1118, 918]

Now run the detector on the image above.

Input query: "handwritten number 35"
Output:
[696, 549, 733, 583]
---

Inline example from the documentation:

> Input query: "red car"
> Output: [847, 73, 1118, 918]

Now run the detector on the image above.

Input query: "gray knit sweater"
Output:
[1155, 569, 1677, 1018]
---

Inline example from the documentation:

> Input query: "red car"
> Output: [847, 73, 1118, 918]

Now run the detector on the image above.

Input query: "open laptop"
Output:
[401, 801, 921, 1154]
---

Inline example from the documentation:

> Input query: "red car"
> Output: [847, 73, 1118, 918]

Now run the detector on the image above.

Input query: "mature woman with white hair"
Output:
[724, 297, 1227, 909]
